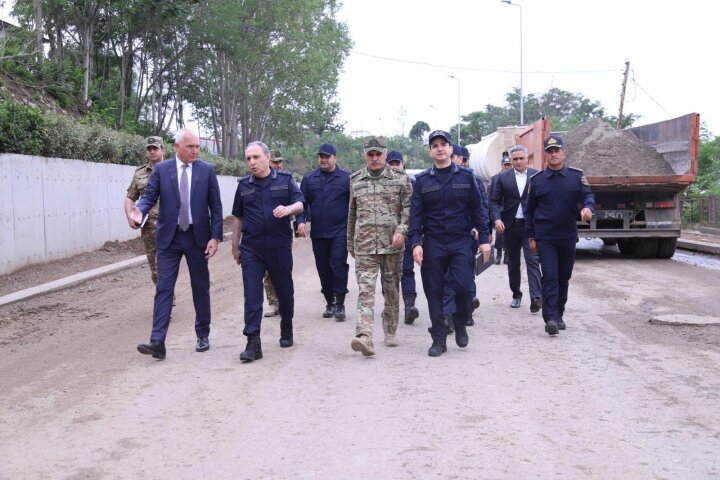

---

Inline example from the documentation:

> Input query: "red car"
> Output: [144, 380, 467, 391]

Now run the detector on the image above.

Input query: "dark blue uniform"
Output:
[442, 173, 486, 320]
[300, 167, 351, 297]
[401, 177, 417, 298]
[409, 163, 489, 340]
[524, 165, 594, 326]
[232, 169, 305, 338]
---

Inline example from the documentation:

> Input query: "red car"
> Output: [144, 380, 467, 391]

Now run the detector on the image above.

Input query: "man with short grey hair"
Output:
[490, 144, 542, 312]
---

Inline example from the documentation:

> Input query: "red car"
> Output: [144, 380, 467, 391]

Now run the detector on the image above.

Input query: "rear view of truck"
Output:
[516, 113, 699, 258]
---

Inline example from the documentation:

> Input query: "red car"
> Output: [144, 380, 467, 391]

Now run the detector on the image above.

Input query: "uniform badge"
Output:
[581, 176, 589, 186]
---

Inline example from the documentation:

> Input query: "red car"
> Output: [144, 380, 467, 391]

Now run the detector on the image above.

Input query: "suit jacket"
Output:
[489, 167, 538, 226]
[136, 157, 223, 250]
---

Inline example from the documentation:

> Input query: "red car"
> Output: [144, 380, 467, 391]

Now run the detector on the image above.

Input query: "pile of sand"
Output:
[563, 118, 675, 176]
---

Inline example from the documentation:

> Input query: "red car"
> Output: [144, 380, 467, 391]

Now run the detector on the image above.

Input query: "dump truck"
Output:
[468, 113, 700, 258]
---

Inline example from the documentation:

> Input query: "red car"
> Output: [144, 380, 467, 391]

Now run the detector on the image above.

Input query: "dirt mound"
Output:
[563, 118, 675, 176]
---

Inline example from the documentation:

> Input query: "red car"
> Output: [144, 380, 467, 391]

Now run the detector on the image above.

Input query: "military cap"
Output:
[452, 144, 463, 157]
[461, 147, 470, 160]
[364, 136, 387, 153]
[271, 150, 284, 163]
[387, 150, 404, 163]
[428, 130, 452, 145]
[317, 143, 337, 156]
[502, 155, 511, 165]
[543, 135, 564, 151]
[145, 136, 163, 148]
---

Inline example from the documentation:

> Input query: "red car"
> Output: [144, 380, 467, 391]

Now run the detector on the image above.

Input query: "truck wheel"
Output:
[635, 238, 659, 258]
[655, 238, 677, 259]
[602, 238, 617, 246]
[617, 239, 637, 255]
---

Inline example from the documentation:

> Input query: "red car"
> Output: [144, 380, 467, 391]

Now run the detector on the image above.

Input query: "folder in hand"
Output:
[474, 250, 495, 276]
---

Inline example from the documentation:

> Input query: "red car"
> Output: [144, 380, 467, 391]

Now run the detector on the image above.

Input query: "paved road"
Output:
[1, 239, 719, 479]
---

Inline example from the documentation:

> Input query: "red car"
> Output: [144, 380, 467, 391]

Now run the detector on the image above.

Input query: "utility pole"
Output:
[617, 61, 630, 129]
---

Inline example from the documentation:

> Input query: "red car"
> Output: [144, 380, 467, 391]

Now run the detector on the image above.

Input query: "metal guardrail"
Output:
[682, 196, 719, 227]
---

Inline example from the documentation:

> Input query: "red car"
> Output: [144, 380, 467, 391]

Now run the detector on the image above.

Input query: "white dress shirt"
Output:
[514, 168, 527, 219]
[176, 157, 194, 225]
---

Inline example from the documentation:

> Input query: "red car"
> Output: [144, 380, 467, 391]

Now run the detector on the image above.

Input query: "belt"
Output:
[176, 224, 194, 232]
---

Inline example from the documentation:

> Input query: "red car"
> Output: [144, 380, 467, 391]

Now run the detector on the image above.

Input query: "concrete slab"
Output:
[677, 238, 720, 255]
[650, 314, 720, 326]
[0, 256, 146, 308]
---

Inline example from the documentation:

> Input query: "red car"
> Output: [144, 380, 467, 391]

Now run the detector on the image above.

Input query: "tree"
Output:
[185, 0, 351, 158]
[408, 120, 430, 140]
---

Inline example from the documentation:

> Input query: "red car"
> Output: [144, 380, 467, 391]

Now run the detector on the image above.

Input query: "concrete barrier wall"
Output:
[0, 154, 240, 275]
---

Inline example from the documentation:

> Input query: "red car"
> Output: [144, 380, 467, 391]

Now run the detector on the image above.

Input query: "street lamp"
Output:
[501, 0, 523, 125]
[448, 75, 461, 143]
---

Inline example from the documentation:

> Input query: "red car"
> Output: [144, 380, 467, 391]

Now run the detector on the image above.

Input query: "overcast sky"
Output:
[335, 0, 718, 138]
[2, 1, 717, 139]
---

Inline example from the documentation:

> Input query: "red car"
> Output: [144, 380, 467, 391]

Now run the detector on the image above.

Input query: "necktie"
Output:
[179, 164, 190, 231]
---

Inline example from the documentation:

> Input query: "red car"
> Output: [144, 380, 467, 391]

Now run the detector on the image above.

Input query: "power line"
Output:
[631, 71, 673, 117]
[352, 51, 622, 75]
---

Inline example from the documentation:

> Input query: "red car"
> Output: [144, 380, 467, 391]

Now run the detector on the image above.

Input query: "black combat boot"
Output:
[428, 336, 447, 357]
[239, 336, 263, 362]
[279, 327, 294, 348]
[403, 293, 419, 324]
[494, 248, 502, 265]
[455, 324, 469, 348]
[322, 293, 336, 318]
[334, 293, 346, 321]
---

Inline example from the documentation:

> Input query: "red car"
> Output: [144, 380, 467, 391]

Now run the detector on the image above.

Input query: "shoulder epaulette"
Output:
[237, 175, 251, 183]
[530, 171, 542, 179]
[568, 166, 584, 173]
[350, 169, 364, 178]
[390, 166, 407, 175]
[459, 166, 473, 173]
[135, 164, 148, 171]
[276, 170, 292, 176]
[340, 167, 352, 174]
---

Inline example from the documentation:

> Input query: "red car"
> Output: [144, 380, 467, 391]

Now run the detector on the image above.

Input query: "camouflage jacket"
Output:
[126, 163, 160, 225]
[347, 164, 412, 255]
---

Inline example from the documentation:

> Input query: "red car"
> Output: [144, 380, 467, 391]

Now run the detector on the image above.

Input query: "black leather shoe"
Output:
[511, 297, 521, 308]
[196, 337, 209, 352]
[137, 341, 166, 359]
[545, 320, 559, 336]
[428, 337, 447, 357]
[279, 333, 294, 348]
[455, 326, 469, 348]
[557, 319, 566, 330]
[530, 298, 542, 313]
[471, 297, 480, 311]
[465, 318, 475, 326]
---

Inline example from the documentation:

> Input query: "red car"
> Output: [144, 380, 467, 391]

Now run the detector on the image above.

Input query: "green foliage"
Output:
[408, 121, 430, 140]
[687, 135, 720, 197]
[0, 101, 48, 155]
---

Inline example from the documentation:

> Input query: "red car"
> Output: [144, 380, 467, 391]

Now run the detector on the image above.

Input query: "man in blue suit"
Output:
[131, 128, 223, 359]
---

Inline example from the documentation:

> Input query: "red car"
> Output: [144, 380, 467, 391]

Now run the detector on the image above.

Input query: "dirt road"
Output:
[1, 239, 719, 479]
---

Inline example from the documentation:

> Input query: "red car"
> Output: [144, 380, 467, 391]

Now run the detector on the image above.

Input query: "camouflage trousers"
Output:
[140, 226, 157, 285]
[264, 271, 279, 307]
[354, 252, 402, 338]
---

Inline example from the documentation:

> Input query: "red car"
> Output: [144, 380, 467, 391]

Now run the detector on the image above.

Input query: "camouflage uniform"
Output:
[348, 163, 412, 340]
[127, 163, 160, 284]
[264, 271, 279, 311]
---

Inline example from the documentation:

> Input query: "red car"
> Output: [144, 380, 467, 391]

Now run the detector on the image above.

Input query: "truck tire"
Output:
[655, 238, 677, 259]
[635, 238, 659, 258]
[617, 239, 637, 255]
[602, 238, 618, 246]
